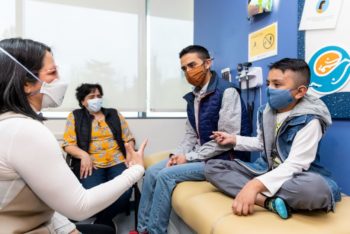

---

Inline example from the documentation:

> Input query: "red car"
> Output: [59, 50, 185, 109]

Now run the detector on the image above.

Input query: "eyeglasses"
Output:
[180, 58, 213, 72]
[181, 62, 203, 72]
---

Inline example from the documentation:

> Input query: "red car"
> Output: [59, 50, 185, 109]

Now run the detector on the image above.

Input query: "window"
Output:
[148, 0, 194, 113]
[0, 1, 15, 38]
[0, 0, 193, 117]
[22, 0, 146, 112]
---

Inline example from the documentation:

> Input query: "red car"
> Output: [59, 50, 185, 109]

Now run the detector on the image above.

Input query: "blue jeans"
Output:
[137, 159, 205, 234]
[81, 163, 132, 228]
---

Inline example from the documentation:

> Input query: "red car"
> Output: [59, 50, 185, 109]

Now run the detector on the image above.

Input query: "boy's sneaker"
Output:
[265, 197, 291, 219]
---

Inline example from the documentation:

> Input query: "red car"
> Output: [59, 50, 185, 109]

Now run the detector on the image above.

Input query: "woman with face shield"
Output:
[0, 38, 146, 234]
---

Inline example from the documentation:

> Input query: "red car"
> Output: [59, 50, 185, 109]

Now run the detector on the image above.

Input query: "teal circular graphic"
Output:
[309, 46, 350, 94]
[316, 0, 329, 13]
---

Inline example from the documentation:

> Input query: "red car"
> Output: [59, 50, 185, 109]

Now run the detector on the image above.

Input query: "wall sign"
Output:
[309, 45, 350, 94]
[248, 22, 278, 62]
[299, 0, 343, 30]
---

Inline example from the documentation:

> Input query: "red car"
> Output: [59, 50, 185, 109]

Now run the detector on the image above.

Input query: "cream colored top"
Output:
[0, 112, 144, 232]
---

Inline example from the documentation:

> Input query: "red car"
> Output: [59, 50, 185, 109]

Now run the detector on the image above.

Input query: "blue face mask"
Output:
[87, 98, 103, 113]
[266, 88, 295, 110]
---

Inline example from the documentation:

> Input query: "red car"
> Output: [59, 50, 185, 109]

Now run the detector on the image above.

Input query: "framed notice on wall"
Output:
[299, 0, 343, 30]
[303, 0, 350, 119]
[248, 22, 278, 62]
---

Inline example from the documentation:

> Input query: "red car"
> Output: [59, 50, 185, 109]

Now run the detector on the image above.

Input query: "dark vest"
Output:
[69, 108, 126, 177]
[183, 71, 251, 161]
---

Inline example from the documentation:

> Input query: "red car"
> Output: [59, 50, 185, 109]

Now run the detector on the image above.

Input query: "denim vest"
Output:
[235, 105, 341, 202]
[183, 72, 251, 161]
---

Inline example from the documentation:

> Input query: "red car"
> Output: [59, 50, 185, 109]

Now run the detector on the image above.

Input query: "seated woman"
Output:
[0, 38, 146, 234]
[62, 83, 135, 229]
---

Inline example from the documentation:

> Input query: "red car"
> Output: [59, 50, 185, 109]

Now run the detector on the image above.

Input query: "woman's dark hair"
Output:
[75, 83, 103, 108]
[0, 38, 51, 120]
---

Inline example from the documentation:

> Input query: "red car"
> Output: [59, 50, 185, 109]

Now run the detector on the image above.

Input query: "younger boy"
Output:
[205, 58, 341, 219]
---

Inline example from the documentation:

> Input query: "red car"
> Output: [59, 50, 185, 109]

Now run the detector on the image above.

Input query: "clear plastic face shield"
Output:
[0, 47, 68, 109]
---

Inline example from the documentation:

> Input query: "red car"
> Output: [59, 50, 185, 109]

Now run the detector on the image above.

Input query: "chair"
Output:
[65, 154, 140, 230]
[75, 223, 115, 234]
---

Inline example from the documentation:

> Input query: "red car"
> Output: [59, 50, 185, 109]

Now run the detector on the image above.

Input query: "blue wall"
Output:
[194, 0, 350, 194]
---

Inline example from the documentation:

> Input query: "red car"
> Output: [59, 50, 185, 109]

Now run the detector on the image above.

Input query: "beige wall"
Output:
[44, 118, 187, 156]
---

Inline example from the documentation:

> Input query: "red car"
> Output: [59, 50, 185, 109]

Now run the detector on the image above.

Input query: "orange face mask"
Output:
[185, 64, 207, 87]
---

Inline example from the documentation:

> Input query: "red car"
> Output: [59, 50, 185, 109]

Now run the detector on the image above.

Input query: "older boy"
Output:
[206, 58, 341, 219]
[137, 45, 250, 234]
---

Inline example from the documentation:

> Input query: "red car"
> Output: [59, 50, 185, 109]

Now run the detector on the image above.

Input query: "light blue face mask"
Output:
[266, 87, 295, 110]
[87, 98, 103, 113]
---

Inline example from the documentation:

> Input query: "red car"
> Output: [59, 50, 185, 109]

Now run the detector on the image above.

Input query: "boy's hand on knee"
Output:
[232, 179, 265, 216]
[232, 189, 256, 216]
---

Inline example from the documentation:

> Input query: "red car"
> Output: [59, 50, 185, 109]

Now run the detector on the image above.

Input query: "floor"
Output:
[114, 211, 136, 234]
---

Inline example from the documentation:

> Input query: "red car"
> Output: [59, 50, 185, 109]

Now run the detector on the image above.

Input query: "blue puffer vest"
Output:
[183, 71, 251, 161]
[235, 104, 341, 202]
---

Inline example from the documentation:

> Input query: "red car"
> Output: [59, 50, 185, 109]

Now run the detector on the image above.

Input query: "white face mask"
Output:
[0, 47, 68, 110]
[40, 79, 68, 108]
[87, 98, 103, 113]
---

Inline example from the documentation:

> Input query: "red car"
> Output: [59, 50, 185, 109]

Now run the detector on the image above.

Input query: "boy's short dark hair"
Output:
[75, 83, 103, 108]
[179, 45, 210, 60]
[269, 58, 311, 87]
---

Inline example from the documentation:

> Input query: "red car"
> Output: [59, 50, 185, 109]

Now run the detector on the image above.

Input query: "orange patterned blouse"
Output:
[62, 112, 134, 168]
